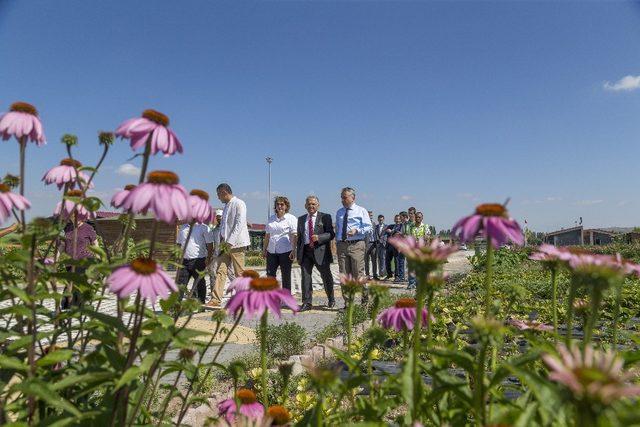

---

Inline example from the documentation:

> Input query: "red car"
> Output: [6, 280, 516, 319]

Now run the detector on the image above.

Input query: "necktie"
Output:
[341, 208, 349, 241]
[308, 215, 314, 248]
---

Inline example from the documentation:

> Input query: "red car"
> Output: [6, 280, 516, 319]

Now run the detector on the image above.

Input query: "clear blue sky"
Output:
[1, 1, 639, 232]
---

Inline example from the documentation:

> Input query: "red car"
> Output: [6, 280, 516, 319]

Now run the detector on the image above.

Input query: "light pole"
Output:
[266, 157, 273, 222]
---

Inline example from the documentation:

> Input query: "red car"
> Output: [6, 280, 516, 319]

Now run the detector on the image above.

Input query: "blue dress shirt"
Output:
[335, 203, 373, 241]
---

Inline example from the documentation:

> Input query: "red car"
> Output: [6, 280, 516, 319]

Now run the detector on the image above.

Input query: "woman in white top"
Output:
[263, 196, 298, 291]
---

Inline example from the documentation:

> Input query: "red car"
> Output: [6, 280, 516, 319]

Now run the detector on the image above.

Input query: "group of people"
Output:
[177, 184, 433, 311]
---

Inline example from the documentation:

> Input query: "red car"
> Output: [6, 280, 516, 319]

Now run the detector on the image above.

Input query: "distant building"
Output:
[543, 226, 622, 246]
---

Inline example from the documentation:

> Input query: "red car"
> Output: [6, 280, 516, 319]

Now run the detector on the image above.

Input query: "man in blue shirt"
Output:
[335, 187, 373, 301]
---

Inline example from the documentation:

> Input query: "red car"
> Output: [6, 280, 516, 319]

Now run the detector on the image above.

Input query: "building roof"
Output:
[544, 226, 583, 237]
[545, 225, 627, 237]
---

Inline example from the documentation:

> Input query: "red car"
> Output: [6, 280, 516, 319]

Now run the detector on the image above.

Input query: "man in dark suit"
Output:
[297, 195, 336, 311]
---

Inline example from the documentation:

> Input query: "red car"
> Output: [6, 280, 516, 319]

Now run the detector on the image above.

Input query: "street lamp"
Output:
[266, 157, 273, 221]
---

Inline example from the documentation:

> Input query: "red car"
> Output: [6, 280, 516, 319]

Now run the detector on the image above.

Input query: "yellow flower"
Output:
[370, 349, 381, 360]
[249, 368, 262, 379]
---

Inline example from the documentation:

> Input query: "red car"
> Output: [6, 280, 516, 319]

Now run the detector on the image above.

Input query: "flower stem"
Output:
[260, 311, 269, 406]
[411, 271, 427, 423]
[551, 267, 558, 341]
[584, 288, 602, 346]
[346, 295, 354, 354]
[474, 340, 488, 426]
[18, 136, 26, 229]
[483, 239, 494, 318]
[565, 282, 577, 346]
[612, 281, 622, 349]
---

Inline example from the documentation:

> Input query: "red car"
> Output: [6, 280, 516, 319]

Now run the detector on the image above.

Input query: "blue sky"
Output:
[1, 1, 639, 232]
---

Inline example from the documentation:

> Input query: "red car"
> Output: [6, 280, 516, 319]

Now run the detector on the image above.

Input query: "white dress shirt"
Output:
[219, 196, 251, 248]
[303, 212, 318, 245]
[176, 223, 214, 259]
[265, 213, 298, 254]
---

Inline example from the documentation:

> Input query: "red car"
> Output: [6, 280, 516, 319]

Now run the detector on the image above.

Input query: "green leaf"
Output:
[12, 379, 81, 417]
[80, 308, 128, 334]
[51, 371, 114, 391]
[0, 354, 28, 372]
[37, 349, 74, 367]
[156, 313, 174, 328]
[115, 366, 141, 389]
[514, 402, 538, 427]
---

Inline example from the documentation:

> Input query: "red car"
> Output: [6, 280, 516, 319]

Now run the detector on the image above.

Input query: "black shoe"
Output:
[300, 303, 312, 312]
[327, 299, 335, 308]
[372, 276, 380, 281]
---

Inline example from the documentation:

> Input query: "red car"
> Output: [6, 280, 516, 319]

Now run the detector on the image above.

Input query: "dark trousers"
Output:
[177, 257, 207, 303]
[266, 251, 292, 291]
[61, 266, 86, 309]
[301, 245, 335, 305]
[365, 242, 378, 278]
[396, 253, 406, 280]
[385, 246, 397, 277]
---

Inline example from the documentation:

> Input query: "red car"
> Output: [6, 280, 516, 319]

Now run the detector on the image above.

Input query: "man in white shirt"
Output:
[335, 187, 373, 304]
[176, 222, 214, 304]
[209, 183, 250, 307]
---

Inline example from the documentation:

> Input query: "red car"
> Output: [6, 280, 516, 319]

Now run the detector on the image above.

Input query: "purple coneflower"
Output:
[0, 101, 46, 145]
[225, 277, 298, 319]
[54, 190, 93, 221]
[111, 184, 136, 209]
[217, 388, 264, 425]
[0, 183, 30, 224]
[378, 298, 430, 331]
[119, 171, 189, 224]
[116, 109, 183, 156]
[543, 343, 640, 405]
[507, 318, 553, 332]
[189, 189, 214, 223]
[529, 244, 576, 264]
[227, 270, 260, 294]
[42, 158, 92, 190]
[452, 203, 523, 248]
[107, 257, 177, 303]
[388, 236, 457, 271]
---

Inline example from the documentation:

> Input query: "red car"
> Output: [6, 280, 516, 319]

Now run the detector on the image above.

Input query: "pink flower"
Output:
[339, 274, 368, 294]
[388, 236, 457, 270]
[0, 183, 30, 224]
[217, 389, 264, 425]
[543, 343, 640, 404]
[452, 203, 524, 248]
[226, 270, 260, 294]
[226, 277, 299, 319]
[529, 244, 576, 264]
[111, 184, 136, 209]
[107, 257, 177, 303]
[568, 252, 640, 287]
[42, 158, 93, 190]
[119, 171, 189, 224]
[0, 102, 46, 145]
[54, 190, 93, 222]
[115, 109, 183, 156]
[507, 318, 553, 332]
[188, 189, 214, 223]
[378, 298, 431, 331]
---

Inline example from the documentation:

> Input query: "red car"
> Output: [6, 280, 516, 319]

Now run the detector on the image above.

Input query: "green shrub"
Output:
[246, 255, 265, 267]
[263, 322, 307, 359]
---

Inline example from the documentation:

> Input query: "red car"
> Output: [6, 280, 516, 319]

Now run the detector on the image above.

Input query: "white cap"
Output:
[216, 209, 223, 216]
